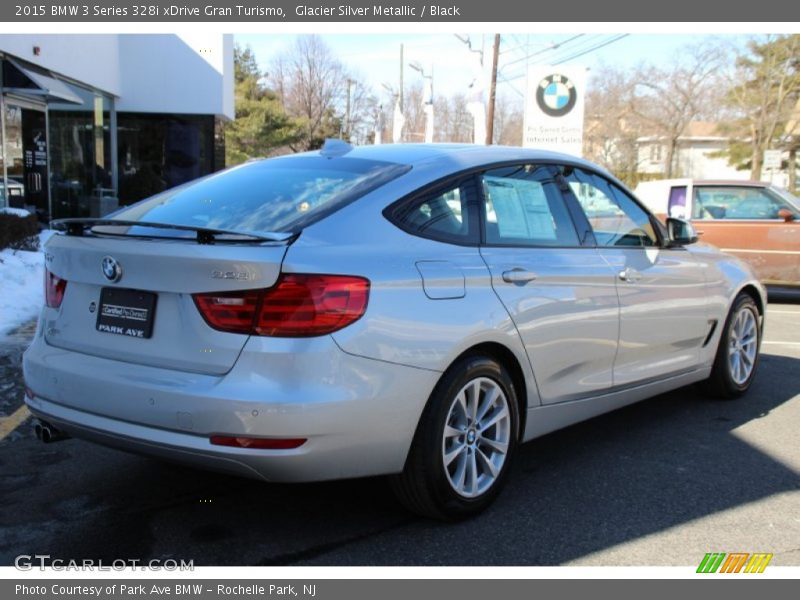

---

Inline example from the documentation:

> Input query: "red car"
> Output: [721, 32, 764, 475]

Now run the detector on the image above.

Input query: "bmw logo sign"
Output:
[101, 256, 122, 283]
[536, 73, 577, 117]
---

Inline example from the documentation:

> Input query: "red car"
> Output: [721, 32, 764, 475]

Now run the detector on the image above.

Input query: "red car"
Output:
[636, 179, 800, 289]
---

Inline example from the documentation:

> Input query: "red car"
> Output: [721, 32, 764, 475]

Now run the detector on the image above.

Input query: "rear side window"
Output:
[111, 156, 410, 234]
[388, 180, 478, 245]
[481, 164, 580, 247]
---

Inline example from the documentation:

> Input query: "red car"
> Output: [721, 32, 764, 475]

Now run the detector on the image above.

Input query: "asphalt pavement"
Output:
[0, 302, 798, 567]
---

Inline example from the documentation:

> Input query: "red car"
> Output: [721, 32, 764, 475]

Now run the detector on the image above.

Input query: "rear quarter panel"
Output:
[281, 171, 542, 409]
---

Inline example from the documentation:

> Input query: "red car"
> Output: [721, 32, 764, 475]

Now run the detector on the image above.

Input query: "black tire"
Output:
[702, 293, 761, 399]
[390, 354, 520, 520]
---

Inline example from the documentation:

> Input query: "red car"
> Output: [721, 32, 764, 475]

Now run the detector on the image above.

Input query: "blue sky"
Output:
[235, 33, 749, 101]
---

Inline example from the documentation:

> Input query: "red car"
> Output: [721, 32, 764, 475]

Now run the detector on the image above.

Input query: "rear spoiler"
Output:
[51, 218, 296, 245]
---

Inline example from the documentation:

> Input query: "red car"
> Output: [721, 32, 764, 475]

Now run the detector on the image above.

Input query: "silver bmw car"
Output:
[24, 143, 765, 519]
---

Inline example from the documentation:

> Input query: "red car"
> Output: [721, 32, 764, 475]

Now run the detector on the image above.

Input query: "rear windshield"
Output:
[111, 155, 410, 235]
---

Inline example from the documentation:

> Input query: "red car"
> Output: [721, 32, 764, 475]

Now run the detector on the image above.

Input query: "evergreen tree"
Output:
[719, 35, 800, 180]
[225, 45, 301, 166]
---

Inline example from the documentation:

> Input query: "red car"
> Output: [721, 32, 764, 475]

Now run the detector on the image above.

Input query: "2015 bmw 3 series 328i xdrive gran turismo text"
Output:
[24, 142, 765, 519]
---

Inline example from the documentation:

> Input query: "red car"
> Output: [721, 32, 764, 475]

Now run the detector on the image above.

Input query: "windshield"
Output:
[110, 155, 410, 236]
[772, 186, 800, 211]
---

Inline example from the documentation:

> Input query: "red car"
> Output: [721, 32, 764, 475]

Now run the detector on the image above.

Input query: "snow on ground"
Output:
[0, 230, 55, 337]
[0, 207, 31, 218]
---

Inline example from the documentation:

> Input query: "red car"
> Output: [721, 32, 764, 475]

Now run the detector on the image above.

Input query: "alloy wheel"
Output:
[728, 306, 758, 385]
[441, 377, 512, 498]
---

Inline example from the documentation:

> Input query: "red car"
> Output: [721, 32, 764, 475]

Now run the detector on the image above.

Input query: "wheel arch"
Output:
[450, 341, 529, 441]
[737, 283, 765, 318]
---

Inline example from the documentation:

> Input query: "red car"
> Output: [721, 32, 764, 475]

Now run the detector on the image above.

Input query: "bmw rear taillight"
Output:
[193, 274, 369, 337]
[192, 289, 261, 335]
[44, 269, 67, 308]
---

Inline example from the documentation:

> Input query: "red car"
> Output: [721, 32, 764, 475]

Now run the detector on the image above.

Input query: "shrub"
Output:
[0, 210, 40, 251]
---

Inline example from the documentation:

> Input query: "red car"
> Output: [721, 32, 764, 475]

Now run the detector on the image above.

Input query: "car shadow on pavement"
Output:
[1, 351, 799, 566]
[767, 290, 800, 304]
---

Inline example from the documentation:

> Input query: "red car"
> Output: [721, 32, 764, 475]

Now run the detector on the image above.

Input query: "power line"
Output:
[531, 34, 605, 66]
[499, 34, 537, 56]
[501, 34, 603, 80]
[552, 34, 630, 65]
[500, 34, 630, 82]
[500, 34, 586, 71]
[498, 75, 525, 98]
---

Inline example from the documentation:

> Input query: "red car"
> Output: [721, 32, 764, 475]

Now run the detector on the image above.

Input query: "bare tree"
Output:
[583, 65, 647, 185]
[344, 77, 380, 145]
[632, 43, 727, 178]
[402, 82, 427, 142]
[434, 93, 473, 143]
[269, 35, 347, 150]
[492, 92, 523, 146]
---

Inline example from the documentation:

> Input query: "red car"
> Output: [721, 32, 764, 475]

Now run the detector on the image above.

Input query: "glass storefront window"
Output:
[0, 103, 23, 206]
[117, 114, 215, 207]
[2, 57, 223, 221]
[1, 102, 49, 218]
[48, 90, 113, 220]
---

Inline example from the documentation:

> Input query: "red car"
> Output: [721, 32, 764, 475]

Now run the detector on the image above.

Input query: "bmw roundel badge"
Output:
[101, 256, 123, 283]
[536, 73, 577, 117]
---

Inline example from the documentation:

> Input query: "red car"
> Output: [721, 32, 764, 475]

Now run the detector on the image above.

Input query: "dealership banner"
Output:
[1, 0, 798, 21]
[523, 66, 586, 157]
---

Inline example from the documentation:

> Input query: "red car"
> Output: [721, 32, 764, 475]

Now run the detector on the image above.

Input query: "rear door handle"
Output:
[502, 268, 538, 284]
[618, 267, 642, 283]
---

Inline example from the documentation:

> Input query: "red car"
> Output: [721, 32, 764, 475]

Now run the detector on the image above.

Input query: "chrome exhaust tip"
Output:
[35, 420, 69, 443]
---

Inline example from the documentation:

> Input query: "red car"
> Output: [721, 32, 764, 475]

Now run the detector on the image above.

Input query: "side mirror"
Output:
[777, 208, 796, 222]
[666, 217, 698, 246]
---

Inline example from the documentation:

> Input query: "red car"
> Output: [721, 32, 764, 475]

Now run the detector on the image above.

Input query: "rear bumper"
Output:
[23, 332, 440, 482]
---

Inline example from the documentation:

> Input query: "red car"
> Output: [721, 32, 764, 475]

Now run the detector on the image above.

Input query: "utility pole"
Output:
[486, 34, 500, 145]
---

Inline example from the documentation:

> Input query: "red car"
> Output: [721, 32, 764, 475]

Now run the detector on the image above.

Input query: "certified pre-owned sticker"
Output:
[101, 304, 149, 322]
[98, 304, 149, 337]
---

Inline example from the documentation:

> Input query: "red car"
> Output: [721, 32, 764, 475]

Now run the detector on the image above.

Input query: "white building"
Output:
[636, 121, 793, 188]
[0, 34, 234, 220]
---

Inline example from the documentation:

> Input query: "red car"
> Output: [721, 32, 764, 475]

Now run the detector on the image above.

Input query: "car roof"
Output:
[691, 180, 770, 187]
[348, 143, 604, 168]
[638, 178, 770, 188]
[289, 142, 614, 176]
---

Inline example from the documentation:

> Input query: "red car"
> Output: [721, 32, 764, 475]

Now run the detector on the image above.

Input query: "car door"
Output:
[690, 184, 800, 286]
[478, 164, 620, 404]
[563, 167, 710, 387]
